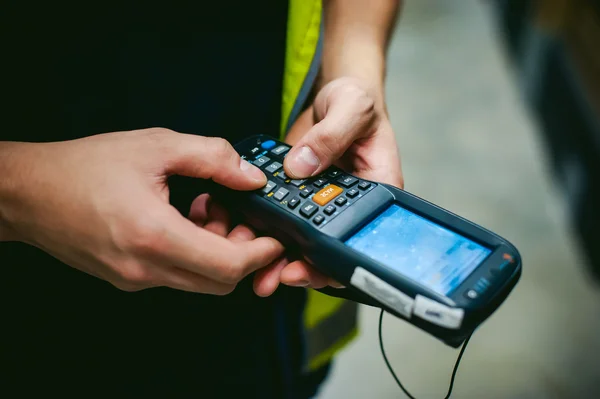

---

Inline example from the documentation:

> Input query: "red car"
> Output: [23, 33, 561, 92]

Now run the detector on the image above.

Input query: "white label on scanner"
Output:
[413, 295, 464, 329]
[350, 267, 414, 318]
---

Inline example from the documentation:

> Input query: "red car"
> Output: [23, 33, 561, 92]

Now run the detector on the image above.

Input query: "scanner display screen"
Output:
[345, 204, 491, 295]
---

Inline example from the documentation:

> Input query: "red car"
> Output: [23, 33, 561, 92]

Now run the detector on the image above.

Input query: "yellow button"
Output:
[313, 184, 343, 206]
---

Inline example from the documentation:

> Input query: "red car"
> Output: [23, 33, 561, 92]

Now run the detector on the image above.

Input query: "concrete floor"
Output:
[318, 1, 600, 398]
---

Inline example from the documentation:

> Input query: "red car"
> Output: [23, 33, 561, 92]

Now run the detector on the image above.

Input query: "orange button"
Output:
[313, 184, 343, 206]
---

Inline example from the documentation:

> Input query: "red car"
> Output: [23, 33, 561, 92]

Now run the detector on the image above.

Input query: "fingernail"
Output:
[288, 280, 309, 287]
[240, 159, 266, 182]
[287, 146, 320, 178]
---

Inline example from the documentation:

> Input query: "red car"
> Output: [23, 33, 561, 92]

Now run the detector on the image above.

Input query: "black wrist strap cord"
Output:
[378, 310, 473, 399]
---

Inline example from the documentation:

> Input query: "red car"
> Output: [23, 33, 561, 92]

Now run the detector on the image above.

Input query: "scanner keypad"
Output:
[241, 138, 376, 228]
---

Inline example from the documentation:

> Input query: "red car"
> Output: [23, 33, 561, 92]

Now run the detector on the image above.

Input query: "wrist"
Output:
[315, 74, 388, 119]
[320, 32, 386, 81]
[317, 41, 387, 108]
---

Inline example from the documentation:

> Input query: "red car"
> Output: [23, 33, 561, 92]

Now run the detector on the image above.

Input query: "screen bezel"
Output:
[340, 196, 517, 307]
[344, 203, 493, 296]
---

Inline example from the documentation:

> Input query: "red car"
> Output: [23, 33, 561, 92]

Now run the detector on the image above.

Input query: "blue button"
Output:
[261, 140, 276, 150]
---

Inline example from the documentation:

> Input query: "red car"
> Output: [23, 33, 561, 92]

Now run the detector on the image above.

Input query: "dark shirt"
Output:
[1, 2, 313, 397]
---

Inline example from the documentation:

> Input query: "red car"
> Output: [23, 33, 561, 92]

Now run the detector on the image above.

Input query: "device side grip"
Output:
[208, 181, 386, 307]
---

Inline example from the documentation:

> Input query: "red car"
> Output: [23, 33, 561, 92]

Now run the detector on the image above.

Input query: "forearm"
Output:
[284, 1, 404, 191]
[319, 0, 401, 98]
[0, 142, 33, 242]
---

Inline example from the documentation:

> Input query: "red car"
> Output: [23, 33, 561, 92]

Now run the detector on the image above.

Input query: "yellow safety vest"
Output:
[281, 0, 359, 371]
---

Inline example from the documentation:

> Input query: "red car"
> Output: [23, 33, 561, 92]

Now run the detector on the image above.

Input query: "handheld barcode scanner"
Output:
[211, 135, 522, 347]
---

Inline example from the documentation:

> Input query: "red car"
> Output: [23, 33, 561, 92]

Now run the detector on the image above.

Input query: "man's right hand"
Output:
[0, 128, 284, 294]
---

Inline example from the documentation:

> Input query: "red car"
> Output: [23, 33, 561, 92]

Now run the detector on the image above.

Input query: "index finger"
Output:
[151, 206, 284, 284]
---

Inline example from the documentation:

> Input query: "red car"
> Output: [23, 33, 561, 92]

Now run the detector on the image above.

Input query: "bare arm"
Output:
[0, 142, 28, 242]
[319, 0, 402, 101]
[276, 1, 404, 291]
[0, 132, 285, 294]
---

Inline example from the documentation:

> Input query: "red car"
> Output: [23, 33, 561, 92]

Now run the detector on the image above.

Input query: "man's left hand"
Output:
[252, 77, 404, 296]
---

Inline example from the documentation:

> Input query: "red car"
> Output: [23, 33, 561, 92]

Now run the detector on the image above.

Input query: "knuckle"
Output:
[213, 284, 237, 296]
[325, 77, 352, 96]
[205, 138, 237, 176]
[209, 137, 234, 159]
[142, 127, 175, 145]
[111, 275, 145, 292]
[221, 265, 244, 285]
[218, 255, 247, 284]
[115, 260, 151, 284]
[125, 217, 167, 256]
[311, 127, 340, 158]
[112, 281, 138, 292]
[356, 93, 375, 114]
[331, 82, 374, 115]
[344, 87, 374, 113]
[147, 127, 174, 137]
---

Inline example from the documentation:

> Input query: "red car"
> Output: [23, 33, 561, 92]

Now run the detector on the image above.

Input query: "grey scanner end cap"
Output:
[350, 267, 414, 318]
[413, 295, 464, 329]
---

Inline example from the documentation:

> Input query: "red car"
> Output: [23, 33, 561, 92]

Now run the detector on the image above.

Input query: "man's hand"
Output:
[255, 0, 403, 295]
[252, 77, 404, 296]
[285, 77, 403, 187]
[0, 129, 284, 294]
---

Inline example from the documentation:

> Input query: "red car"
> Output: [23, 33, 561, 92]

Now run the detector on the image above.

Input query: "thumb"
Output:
[283, 85, 376, 179]
[164, 133, 267, 190]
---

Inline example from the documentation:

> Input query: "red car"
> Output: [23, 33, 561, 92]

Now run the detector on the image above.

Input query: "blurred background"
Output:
[318, 1, 600, 398]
